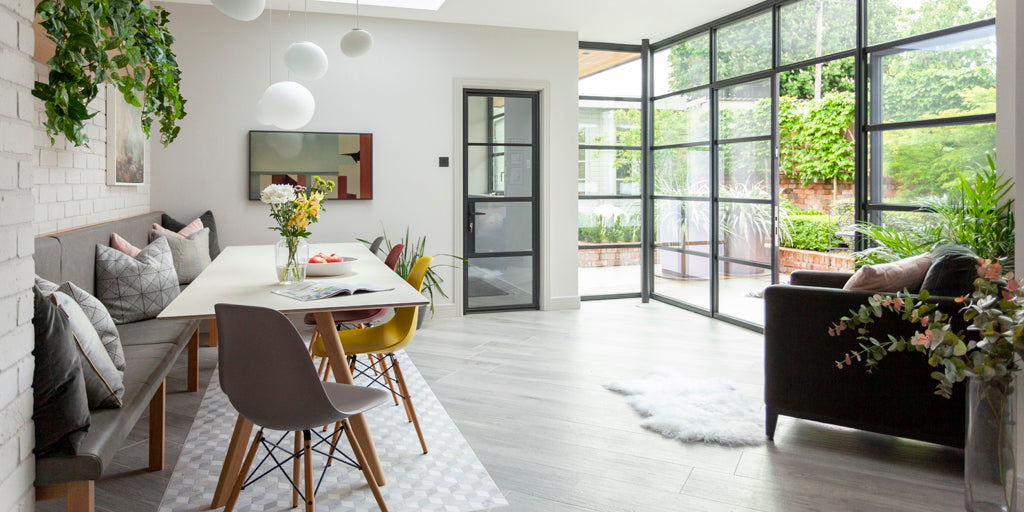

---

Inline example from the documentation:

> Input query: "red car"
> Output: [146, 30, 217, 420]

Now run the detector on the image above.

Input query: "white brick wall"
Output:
[0, 0, 38, 507]
[32, 62, 151, 235]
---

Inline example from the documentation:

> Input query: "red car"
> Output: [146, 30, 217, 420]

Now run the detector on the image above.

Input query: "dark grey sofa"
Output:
[33, 212, 200, 511]
[764, 270, 966, 448]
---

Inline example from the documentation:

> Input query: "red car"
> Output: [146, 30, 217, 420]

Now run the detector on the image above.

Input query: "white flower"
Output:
[260, 184, 297, 205]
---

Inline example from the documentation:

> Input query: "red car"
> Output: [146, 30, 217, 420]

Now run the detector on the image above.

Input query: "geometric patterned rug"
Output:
[157, 351, 508, 511]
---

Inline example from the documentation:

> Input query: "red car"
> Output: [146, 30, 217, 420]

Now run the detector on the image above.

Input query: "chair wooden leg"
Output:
[304, 430, 315, 512]
[209, 318, 218, 347]
[326, 421, 343, 467]
[187, 328, 199, 392]
[36, 481, 95, 512]
[377, 354, 400, 407]
[343, 419, 388, 512]
[149, 380, 166, 471]
[392, 356, 427, 454]
[293, 431, 302, 508]
[225, 430, 263, 512]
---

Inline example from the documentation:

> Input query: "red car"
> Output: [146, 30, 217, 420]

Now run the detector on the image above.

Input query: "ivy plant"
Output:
[33, 0, 187, 147]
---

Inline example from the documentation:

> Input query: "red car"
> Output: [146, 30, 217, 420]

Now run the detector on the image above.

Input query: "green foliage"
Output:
[33, 0, 187, 147]
[779, 59, 854, 100]
[778, 92, 855, 184]
[578, 213, 641, 243]
[853, 156, 1014, 269]
[360, 226, 465, 315]
[782, 214, 844, 252]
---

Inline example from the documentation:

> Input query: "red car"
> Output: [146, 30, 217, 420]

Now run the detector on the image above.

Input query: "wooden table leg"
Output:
[209, 318, 218, 348]
[211, 415, 255, 508]
[313, 311, 386, 486]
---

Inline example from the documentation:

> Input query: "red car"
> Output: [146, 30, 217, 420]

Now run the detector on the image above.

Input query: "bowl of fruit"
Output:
[306, 252, 358, 277]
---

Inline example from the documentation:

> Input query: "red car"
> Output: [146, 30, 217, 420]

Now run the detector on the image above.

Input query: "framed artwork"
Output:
[249, 131, 373, 200]
[105, 84, 146, 186]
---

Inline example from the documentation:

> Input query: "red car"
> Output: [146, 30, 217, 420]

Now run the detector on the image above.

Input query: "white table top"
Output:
[158, 243, 429, 320]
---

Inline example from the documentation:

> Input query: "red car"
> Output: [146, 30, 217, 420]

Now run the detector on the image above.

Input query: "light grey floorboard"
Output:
[37, 300, 965, 511]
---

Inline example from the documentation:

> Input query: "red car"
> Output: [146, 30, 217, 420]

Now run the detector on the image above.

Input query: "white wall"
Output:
[0, 0, 38, 507]
[152, 5, 580, 314]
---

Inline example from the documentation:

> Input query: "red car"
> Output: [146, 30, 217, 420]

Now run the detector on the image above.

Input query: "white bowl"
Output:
[306, 257, 358, 277]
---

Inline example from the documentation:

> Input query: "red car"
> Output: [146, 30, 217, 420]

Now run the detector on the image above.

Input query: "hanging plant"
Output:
[33, 0, 187, 147]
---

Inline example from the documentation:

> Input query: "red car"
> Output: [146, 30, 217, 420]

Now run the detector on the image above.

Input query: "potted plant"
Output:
[832, 260, 1021, 511]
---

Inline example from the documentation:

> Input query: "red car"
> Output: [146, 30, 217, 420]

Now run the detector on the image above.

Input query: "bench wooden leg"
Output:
[36, 481, 94, 512]
[187, 328, 199, 393]
[209, 318, 218, 348]
[149, 380, 166, 472]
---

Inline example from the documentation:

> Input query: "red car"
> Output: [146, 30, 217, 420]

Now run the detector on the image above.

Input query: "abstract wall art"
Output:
[249, 131, 373, 200]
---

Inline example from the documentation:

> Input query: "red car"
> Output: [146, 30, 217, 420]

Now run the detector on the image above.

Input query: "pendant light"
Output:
[262, 81, 315, 130]
[340, 0, 373, 57]
[212, 0, 265, 21]
[284, 0, 328, 80]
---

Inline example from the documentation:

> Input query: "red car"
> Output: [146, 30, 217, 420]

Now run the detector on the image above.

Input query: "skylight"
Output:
[315, 0, 445, 10]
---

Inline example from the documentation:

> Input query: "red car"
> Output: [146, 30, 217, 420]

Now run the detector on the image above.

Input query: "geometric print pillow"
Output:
[57, 280, 127, 371]
[95, 236, 181, 324]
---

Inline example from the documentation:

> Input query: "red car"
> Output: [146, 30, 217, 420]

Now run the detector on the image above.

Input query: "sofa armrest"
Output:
[788, 270, 854, 289]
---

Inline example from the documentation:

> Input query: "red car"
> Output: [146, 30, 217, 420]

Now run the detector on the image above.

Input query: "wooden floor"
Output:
[38, 299, 965, 512]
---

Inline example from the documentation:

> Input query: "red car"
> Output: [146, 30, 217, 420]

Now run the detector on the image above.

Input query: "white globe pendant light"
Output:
[340, 0, 372, 57]
[261, 81, 315, 130]
[340, 28, 373, 57]
[284, 41, 328, 80]
[212, 0, 265, 21]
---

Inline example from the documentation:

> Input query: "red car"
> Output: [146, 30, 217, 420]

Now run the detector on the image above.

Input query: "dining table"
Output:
[157, 242, 429, 508]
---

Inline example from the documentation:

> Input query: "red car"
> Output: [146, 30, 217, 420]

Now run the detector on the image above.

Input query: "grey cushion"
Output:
[57, 281, 126, 371]
[163, 210, 220, 259]
[52, 292, 125, 409]
[149, 228, 211, 284]
[95, 237, 180, 324]
[920, 243, 980, 297]
[36, 275, 60, 295]
[32, 286, 90, 458]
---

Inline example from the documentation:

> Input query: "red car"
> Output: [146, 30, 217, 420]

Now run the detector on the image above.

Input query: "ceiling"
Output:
[163, 0, 764, 44]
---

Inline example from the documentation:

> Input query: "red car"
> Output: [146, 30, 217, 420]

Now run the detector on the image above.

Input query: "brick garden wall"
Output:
[779, 174, 854, 212]
[779, 247, 854, 274]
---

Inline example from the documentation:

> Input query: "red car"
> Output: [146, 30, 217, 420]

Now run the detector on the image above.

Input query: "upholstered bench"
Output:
[33, 212, 201, 511]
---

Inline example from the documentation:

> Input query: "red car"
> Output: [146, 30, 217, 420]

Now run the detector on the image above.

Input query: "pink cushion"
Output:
[152, 218, 203, 237]
[843, 253, 933, 293]
[109, 233, 141, 258]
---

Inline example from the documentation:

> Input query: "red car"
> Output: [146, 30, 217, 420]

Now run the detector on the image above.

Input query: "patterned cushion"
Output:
[95, 236, 181, 324]
[35, 275, 60, 295]
[57, 281, 126, 371]
[51, 292, 125, 409]
[163, 211, 220, 259]
[150, 228, 211, 284]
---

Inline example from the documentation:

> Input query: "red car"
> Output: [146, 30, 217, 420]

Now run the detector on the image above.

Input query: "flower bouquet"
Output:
[260, 176, 335, 283]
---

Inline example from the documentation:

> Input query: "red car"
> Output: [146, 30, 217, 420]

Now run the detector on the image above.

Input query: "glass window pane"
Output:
[869, 122, 995, 203]
[718, 79, 771, 139]
[654, 33, 710, 95]
[579, 49, 642, 97]
[578, 99, 641, 146]
[472, 201, 533, 253]
[717, 261, 769, 325]
[468, 146, 533, 197]
[718, 141, 772, 197]
[578, 198, 641, 296]
[653, 90, 710, 146]
[780, 0, 856, 64]
[578, 149, 641, 196]
[871, 25, 996, 124]
[716, 12, 772, 81]
[655, 253, 711, 310]
[653, 146, 711, 197]
[579, 253, 641, 296]
[467, 96, 533, 144]
[467, 256, 534, 309]
[654, 199, 712, 254]
[579, 198, 642, 243]
[868, 0, 995, 46]
[719, 201, 773, 266]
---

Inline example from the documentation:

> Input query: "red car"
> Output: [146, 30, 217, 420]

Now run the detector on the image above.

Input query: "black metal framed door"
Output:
[462, 89, 540, 313]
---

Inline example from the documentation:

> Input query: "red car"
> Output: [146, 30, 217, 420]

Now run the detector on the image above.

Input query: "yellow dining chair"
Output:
[312, 256, 432, 455]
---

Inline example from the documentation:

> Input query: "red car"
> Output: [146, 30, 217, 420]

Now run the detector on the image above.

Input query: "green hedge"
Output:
[782, 215, 844, 252]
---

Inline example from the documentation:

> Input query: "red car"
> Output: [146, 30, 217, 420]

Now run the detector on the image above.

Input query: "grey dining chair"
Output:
[367, 235, 385, 259]
[215, 303, 391, 512]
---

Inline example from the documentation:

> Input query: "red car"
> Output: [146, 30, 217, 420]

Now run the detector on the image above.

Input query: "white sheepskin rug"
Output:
[604, 371, 765, 447]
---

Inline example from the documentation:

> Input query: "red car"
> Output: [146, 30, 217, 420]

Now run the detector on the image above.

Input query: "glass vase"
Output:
[275, 236, 308, 285]
[965, 376, 1017, 512]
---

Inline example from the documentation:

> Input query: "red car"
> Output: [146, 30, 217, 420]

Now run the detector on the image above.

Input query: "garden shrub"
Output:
[782, 214, 843, 252]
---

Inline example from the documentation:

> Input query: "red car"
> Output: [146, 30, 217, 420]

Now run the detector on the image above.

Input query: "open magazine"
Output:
[272, 281, 394, 301]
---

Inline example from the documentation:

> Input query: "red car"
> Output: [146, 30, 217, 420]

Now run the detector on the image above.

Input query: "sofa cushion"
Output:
[95, 237, 180, 324]
[843, 253, 932, 293]
[152, 218, 203, 237]
[920, 243, 980, 297]
[116, 318, 198, 347]
[110, 232, 142, 258]
[52, 292, 125, 409]
[57, 281, 126, 371]
[163, 210, 220, 259]
[149, 228, 211, 284]
[32, 286, 90, 458]
[36, 275, 60, 295]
